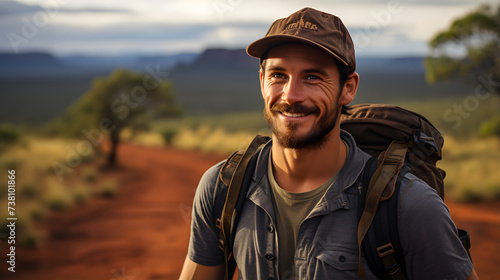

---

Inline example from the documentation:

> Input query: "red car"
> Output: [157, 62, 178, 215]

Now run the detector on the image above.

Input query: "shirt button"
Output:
[265, 253, 275, 261]
[339, 255, 346, 262]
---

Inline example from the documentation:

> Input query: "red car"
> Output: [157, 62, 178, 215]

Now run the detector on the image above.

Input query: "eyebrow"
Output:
[266, 66, 286, 72]
[303, 68, 328, 76]
[266, 66, 328, 76]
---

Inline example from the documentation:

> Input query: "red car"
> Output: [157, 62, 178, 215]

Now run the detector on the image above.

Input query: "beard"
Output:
[264, 101, 340, 150]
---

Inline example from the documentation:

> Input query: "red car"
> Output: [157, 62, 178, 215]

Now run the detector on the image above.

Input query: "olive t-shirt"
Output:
[268, 154, 338, 279]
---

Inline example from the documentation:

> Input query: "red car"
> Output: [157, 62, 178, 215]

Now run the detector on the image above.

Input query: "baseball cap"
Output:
[246, 7, 356, 73]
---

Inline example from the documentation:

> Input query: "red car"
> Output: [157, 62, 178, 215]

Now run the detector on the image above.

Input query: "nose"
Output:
[281, 77, 305, 105]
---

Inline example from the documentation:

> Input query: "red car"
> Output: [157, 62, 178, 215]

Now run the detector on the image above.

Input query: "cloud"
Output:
[0, 0, 40, 16]
[0, 16, 270, 55]
[0, 0, 496, 56]
[0, 0, 132, 17]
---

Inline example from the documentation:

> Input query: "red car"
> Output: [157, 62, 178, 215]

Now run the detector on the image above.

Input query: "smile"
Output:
[280, 111, 309, 118]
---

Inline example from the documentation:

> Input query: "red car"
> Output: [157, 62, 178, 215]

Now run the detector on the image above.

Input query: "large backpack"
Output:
[213, 103, 471, 280]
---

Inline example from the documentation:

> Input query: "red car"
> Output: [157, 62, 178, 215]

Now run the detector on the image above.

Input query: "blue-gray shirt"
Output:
[188, 130, 473, 279]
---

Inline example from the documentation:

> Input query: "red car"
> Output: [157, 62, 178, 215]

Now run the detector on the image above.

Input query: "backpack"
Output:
[213, 103, 471, 280]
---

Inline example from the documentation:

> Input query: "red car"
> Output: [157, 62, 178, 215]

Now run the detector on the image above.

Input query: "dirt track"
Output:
[1, 143, 499, 279]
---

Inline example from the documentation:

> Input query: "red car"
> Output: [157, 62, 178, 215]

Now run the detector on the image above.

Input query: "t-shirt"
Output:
[268, 153, 337, 279]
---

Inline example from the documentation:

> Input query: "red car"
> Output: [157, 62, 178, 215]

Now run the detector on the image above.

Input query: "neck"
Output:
[271, 127, 347, 193]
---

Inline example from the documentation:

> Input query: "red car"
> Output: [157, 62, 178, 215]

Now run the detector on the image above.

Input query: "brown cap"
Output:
[246, 7, 356, 73]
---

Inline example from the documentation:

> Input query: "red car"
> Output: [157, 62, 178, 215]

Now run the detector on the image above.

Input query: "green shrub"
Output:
[20, 226, 42, 249]
[21, 182, 38, 198]
[0, 124, 20, 144]
[73, 184, 91, 204]
[82, 167, 98, 183]
[161, 127, 179, 146]
[43, 182, 72, 211]
[99, 180, 117, 198]
[30, 205, 45, 221]
[480, 115, 500, 137]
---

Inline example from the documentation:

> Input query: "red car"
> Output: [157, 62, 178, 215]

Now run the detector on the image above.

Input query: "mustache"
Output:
[271, 103, 319, 115]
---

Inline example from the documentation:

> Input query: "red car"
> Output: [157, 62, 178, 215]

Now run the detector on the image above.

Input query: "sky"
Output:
[0, 0, 497, 57]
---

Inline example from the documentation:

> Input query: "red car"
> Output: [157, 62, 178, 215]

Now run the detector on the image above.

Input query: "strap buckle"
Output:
[377, 242, 395, 258]
[377, 243, 403, 276]
[218, 238, 225, 252]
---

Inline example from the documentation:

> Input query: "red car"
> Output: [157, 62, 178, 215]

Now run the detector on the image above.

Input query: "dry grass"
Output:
[440, 136, 500, 202]
[0, 136, 117, 248]
[42, 178, 74, 211]
[121, 128, 166, 147]
[169, 125, 500, 202]
[172, 125, 268, 155]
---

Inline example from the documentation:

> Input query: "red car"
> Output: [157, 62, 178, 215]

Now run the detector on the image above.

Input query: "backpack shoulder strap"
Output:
[215, 135, 270, 280]
[358, 143, 473, 279]
[357, 141, 408, 280]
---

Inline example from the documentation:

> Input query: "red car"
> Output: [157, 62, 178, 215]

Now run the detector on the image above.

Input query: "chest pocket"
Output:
[312, 246, 359, 279]
[317, 248, 358, 269]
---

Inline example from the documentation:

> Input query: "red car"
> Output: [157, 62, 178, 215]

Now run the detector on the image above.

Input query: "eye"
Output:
[305, 74, 320, 81]
[271, 72, 286, 79]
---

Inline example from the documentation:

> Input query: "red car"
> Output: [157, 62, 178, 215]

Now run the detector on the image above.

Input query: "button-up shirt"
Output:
[188, 130, 473, 279]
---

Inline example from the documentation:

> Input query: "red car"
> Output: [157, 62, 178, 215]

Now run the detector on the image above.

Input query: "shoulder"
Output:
[396, 172, 457, 250]
[396, 174, 474, 279]
[195, 160, 226, 202]
[199, 160, 226, 189]
[191, 159, 228, 221]
[397, 173, 445, 214]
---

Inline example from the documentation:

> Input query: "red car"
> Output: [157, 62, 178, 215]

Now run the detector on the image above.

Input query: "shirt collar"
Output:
[247, 130, 370, 214]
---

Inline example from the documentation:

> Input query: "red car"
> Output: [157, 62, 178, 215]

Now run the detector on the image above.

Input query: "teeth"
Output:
[282, 112, 307, 118]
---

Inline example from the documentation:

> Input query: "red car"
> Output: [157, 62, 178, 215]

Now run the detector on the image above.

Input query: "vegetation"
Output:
[0, 123, 21, 153]
[1, 96, 498, 250]
[2, 4, 500, 248]
[425, 4, 499, 88]
[0, 136, 118, 248]
[154, 120, 500, 203]
[147, 96, 500, 203]
[52, 69, 183, 165]
[480, 115, 500, 137]
[440, 136, 500, 202]
[425, 4, 500, 136]
[393, 95, 500, 138]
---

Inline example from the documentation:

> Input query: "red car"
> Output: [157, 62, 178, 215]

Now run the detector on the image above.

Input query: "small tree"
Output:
[424, 4, 499, 92]
[63, 69, 182, 165]
[0, 123, 20, 153]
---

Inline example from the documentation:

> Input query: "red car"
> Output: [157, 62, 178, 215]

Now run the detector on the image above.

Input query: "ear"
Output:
[259, 69, 265, 98]
[339, 72, 359, 106]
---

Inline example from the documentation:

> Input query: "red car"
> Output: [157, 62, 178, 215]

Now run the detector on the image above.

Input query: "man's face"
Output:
[260, 43, 347, 150]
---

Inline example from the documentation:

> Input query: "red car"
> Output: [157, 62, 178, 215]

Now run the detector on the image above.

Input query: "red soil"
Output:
[1, 143, 498, 279]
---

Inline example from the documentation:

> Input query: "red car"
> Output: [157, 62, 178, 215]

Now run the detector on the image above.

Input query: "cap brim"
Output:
[246, 34, 348, 66]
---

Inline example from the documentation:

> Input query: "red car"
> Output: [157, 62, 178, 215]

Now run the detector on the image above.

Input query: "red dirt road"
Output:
[1, 143, 499, 279]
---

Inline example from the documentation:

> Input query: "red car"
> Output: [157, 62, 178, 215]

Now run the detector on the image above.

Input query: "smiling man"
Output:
[180, 7, 477, 280]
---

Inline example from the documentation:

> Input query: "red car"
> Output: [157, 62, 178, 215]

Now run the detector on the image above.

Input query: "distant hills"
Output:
[0, 49, 475, 124]
[0, 51, 198, 76]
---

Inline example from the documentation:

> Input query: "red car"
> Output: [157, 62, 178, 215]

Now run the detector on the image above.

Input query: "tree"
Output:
[62, 69, 182, 165]
[424, 4, 499, 92]
[0, 123, 20, 154]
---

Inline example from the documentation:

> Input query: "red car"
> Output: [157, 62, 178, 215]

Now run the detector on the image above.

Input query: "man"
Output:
[180, 7, 478, 280]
